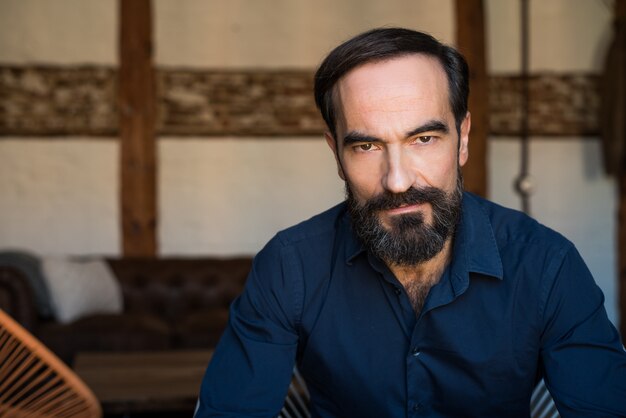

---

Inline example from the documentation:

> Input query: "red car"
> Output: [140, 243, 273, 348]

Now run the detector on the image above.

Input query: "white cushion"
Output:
[41, 257, 123, 324]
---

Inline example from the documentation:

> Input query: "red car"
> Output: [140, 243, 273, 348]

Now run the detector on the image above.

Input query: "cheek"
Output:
[343, 161, 383, 201]
[434, 159, 460, 191]
[411, 158, 460, 196]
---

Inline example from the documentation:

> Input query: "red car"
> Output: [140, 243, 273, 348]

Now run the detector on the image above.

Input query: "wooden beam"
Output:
[617, 180, 626, 344]
[455, 0, 488, 197]
[614, 0, 626, 342]
[119, 0, 157, 257]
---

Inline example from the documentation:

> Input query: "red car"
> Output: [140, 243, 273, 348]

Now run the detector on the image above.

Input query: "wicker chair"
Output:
[278, 367, 310, 418]
[0, 309, 102, 418]
[531, 379, 561, 418]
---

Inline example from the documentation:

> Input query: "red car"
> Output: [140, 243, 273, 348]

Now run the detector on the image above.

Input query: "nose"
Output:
[382, 147, 415, 194]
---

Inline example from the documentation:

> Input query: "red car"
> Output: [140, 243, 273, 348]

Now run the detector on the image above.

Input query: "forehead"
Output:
[333, 54, 451, 131]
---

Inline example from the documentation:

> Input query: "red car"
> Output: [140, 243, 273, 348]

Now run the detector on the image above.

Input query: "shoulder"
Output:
[244, 203, 347, 325]
[274, 202, 347, 246]
[466, 192, 573, 252]
[254, 202, 346, 268]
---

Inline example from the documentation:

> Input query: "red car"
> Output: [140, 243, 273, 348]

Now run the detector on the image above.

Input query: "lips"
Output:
[384, 202, 424, 216]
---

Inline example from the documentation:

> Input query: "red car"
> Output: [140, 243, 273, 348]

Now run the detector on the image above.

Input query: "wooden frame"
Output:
[455, 0, 488, 197]
[119, 0, 158, 257]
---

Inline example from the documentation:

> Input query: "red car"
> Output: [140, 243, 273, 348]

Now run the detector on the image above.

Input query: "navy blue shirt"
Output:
[196, 193, 626, 417]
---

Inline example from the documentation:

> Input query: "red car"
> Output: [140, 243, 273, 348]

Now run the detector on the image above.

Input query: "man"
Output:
[195, 28, 626, 417]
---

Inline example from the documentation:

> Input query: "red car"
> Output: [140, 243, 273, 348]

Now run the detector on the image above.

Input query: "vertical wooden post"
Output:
[615, 0, 626, 341]
[119, 0, 157, 257]
[455, 0, 488, 197]
[616, 180, 626, 344]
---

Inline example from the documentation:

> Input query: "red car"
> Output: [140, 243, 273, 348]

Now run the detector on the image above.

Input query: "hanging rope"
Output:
[515, 0, 533, 214]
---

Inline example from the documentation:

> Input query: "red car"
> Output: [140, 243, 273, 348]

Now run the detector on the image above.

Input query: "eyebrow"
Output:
[343, 132, 383, 145]
[342, 119, 450, 146]
[406, 120, 449, 137]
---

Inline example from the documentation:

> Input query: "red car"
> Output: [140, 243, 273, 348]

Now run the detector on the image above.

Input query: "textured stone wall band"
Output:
[490, 74, 600, 137]
[160, 70, 323, 136]
[0, 66, 600, 137]
[0, 67, 118, 136]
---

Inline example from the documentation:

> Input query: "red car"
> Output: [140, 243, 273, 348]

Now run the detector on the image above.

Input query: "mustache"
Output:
[360, 186, 448, 212]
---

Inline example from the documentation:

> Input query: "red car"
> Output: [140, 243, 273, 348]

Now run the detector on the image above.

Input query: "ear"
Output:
[458, 112, 470, 167]
[325, 132, 346, 180]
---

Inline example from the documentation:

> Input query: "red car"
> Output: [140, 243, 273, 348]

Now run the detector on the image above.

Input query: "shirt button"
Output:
[411, 347, 420, 356]
[413, 403, 422, 411]
[394, 287, 402, 295]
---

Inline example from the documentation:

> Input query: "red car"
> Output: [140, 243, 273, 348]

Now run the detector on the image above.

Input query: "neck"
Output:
[386, 238, 453, 316]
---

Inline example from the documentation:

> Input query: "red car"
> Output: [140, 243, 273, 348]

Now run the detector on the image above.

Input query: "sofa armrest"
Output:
[0, 266, 38, 331]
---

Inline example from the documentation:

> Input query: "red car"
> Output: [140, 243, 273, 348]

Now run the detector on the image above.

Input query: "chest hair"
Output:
[390, 241, 451, 316]
[403, 276, 439, 316]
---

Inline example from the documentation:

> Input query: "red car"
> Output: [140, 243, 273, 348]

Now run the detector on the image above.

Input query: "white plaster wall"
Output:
[0, 0, 118, 255]
[155, 0, 454, 68]
[487, 0, 612, 73]
[0, 140, 119, 255]
[159, 138, 344, 255]
[0, 0, 117, 65]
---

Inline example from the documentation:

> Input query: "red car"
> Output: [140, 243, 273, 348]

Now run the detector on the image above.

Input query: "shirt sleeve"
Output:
[539, 244, 626, 417]
[194, 237, 301, 417]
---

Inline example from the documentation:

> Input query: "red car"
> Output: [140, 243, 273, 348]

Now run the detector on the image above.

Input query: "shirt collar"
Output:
[455, 192, 504, 280]
[341, 192, 504, 281]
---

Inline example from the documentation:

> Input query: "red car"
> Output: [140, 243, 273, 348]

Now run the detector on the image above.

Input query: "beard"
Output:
[346, 170, 464, 266]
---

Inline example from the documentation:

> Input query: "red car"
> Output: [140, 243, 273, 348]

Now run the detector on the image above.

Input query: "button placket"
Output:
[412, 402, 423, 412]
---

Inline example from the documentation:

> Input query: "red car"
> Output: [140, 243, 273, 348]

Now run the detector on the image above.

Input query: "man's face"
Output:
[326, 54, 471, 266]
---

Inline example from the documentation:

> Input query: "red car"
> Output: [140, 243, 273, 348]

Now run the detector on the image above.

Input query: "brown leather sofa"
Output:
[0, 257, 252, 365]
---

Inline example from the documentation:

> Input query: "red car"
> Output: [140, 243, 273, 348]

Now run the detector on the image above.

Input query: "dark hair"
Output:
[314, 27, 469, 139]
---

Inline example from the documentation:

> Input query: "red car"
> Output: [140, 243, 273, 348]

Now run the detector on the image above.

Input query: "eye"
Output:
[416, 136, 435, 144]
[356, 143, 375, 152]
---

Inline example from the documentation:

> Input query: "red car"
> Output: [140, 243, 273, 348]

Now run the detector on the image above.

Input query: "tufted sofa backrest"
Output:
[106, 257, 252, 324]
